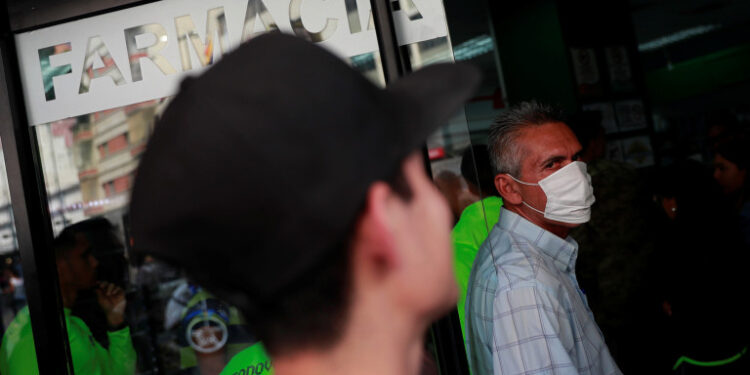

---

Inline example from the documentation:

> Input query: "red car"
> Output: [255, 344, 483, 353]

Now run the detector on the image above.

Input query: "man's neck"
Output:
[272, 297, 426, 375]
[506, 205, 570, 238]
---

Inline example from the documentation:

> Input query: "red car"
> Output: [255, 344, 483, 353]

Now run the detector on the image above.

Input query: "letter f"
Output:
[38, 43, 73, 101]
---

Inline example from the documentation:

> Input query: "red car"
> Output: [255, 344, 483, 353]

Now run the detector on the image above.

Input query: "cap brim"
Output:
[386, 62, 482, 155]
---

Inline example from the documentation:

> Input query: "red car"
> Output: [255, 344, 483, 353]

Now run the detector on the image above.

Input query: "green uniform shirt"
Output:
[0, 306, 136, 375]
[220, 342, 272, 375]
[452, 196, 502, 341]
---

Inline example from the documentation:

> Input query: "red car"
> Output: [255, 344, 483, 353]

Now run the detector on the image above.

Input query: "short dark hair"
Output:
[488, 101, 565, 177]
[53, 217, 122, 258]
[460, 144, 499, 197]
[248, 162, 413, 355]
[715, 134, 749, 170]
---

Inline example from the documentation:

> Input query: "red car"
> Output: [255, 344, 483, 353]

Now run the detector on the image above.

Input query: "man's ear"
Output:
[495, 174, 523, 205]
[353, 181, 400, 272]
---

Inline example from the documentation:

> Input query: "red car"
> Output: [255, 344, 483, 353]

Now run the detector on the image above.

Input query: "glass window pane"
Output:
[0, 138, 38, 375]
[403, 1, 506, 369]
[25, 19, 387, 375]
[30, 55, 386, 375]
[11, 0, 473, 372]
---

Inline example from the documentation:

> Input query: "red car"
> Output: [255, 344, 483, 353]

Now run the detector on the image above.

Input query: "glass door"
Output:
[0, 138, 38, 375]
[4, 0, 487, 374]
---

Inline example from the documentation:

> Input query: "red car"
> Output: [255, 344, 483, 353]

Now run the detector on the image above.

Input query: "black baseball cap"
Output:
[129, 32, 480, 313]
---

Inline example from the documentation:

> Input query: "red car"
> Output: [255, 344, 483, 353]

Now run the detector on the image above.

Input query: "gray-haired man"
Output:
[465, 102, 621, 374]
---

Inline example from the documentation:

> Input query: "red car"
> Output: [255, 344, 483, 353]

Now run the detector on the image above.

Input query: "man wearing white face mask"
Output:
[465, 101, 621, 375]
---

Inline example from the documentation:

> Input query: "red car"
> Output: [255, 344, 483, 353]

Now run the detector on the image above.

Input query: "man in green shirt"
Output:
[452, 145, 502, 340]
[0, 218, 136, 375]
[219, 342, 272, 375]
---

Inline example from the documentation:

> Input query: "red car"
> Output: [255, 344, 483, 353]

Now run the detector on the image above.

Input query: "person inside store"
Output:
[128, 32, 480, 375]
[69, 218, 132, 359]
[705, 111, 742, 158]
[2, 266, 25, 314]
[465, 101, 621, 374]
[0, 218, 136, 375]
[713, 134, 750, 247]
[566, 111, 658, 373]
[650, 160, 749, 373]
[452, 144, 502, 341]
[434, 169, 474, 223]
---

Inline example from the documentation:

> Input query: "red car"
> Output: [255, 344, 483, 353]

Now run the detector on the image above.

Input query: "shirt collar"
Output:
[497, 209, 578, 273]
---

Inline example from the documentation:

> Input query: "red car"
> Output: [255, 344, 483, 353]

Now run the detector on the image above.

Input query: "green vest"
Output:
[0, 306, 136, 375]
[220, 342, 273, 375]
[452, 196, 502, 341]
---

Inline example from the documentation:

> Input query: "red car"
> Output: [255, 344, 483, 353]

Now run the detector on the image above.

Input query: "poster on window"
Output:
[604, 46, 634, 92]
[582, 102, 618, 134]
[606, 140, 624, 162]
[615, 100, 647, 131]
[621, 136, 654, 168]
[570, 48, 602, 97]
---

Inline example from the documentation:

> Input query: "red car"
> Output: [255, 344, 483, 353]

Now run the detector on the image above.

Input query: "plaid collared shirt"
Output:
[465, 210, 621, 375]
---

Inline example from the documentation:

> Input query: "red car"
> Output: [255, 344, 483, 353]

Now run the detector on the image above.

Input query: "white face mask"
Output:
[508, 161, 596, 224]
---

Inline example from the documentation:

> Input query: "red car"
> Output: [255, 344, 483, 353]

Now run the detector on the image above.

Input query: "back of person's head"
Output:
[706, 111, 741, 149]
[129, 33, 480, 356]
[460, 144, 499, 198]
[715, 134, 749, 171]
[488, 101, 566, 177]
[53, 217, 121, 259]
[713, 134, 749, 197]
[248, 169, 413, 354]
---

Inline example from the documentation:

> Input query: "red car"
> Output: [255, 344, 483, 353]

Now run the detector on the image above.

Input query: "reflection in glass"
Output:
[242, 0, 280, 42]
[124, 24, 178, 82]
[57, 219, 136, 375]
[403, 37, 472, 166]
[350, 52, 385, 87]
[175, 7, 229, 71]
[0, 143, 18, 258]
[402, 34, 488, 373]
[79, 36, 127, 94]
[0, 139, 37, 374]
[36, 100, 162, 235]
[32, 97, 270, 374]
[344, 0, 362, 34]
[398, 0, 424, 21]
[289, 0, 338, 43]
[38, 43, 73, 101]
[29, 20, 390, 373]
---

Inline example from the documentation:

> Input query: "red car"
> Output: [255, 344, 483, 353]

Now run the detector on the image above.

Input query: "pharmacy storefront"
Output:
[0, 0, 502, 374]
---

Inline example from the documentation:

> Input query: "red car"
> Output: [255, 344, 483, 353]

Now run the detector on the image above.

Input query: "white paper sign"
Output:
[621, 136, 654, 168]
[570, 48, 599, 85]
[16, 0, 449, 125]
[615, 100, 647, 131]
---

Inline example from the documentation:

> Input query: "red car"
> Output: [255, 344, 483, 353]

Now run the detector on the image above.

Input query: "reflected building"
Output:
[37, 119, 86, 234]
[75, 101, 157, 216]
[0, 145, 18, 255]
[37, 100, 163, 235]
